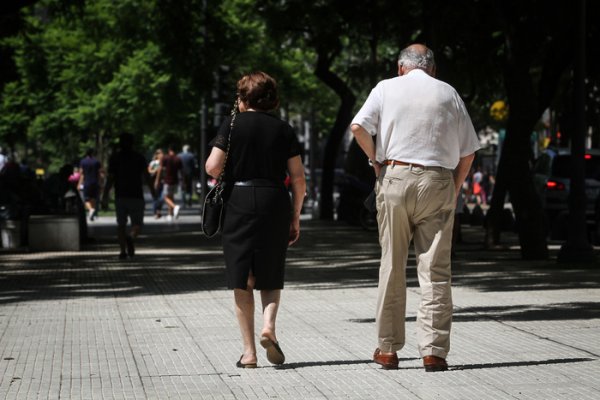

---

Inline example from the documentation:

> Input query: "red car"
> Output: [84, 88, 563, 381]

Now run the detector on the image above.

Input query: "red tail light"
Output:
[584, 154, 592, 160]
[546, 180, 565, 190]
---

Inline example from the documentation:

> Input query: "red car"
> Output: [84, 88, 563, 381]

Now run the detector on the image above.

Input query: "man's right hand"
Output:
[373, 162, 382, 178]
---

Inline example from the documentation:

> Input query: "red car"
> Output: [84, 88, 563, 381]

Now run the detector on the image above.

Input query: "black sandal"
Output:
[236, 356, 257, 369]
[260, 336, 285, 365]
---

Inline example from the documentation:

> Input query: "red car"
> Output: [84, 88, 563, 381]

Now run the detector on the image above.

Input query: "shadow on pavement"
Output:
[450, 357, 595, 371]
[275, 359, 377, 370]
[276, 357, 596, 372]
[452, 302, 600, 321]
[1, 222, 599, 309]
[348, 301, 600, 323]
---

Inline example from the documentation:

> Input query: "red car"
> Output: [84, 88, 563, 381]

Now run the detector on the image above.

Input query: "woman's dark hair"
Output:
[237, 71, 279, 111]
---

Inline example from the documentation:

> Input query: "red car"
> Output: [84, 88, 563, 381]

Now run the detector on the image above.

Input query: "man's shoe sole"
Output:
[423, 356, 448, 372]
[374, 360, 399, 370]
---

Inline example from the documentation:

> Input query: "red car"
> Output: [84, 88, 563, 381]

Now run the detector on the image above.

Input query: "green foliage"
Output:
[0, 0, 338, 171]
[0, 81, 29, 144]
[0, 0, 169, 169]
[5, 0, 579, 175]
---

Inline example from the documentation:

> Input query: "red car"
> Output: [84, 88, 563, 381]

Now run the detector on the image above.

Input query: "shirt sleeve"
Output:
[208, 116, 232, 151]
[351, 84, 383, 136]
[455, 95, 481, 157]
[287, 125, 302, 159]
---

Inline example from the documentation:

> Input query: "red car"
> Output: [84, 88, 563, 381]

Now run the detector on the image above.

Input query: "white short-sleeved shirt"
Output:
[351, 69, 480, 169]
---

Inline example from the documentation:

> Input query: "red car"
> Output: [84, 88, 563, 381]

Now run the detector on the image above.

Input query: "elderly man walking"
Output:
[351, 44, 480, 372]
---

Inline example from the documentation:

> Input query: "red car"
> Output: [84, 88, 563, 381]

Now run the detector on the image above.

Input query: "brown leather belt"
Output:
[384, 160, 425, 168]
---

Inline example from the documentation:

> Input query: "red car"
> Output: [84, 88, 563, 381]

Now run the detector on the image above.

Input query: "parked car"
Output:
[532, 148, 600, 241]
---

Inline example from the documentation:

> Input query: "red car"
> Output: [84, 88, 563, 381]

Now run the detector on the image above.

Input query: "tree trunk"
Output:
[314, 49, 356, 220]
[502, 115, 549, 259]
[484, 73, 550, 257]
[496, 53, 549, 259]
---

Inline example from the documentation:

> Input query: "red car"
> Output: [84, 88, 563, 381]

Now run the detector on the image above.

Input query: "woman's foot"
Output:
[259, 335, 285, 365]
[260, 330, 277, 343]
[236, 354, 257, 368]
[236, 355, 257, 369]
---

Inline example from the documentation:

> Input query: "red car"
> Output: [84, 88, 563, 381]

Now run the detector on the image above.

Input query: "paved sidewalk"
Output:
[0, 211, 599, 399]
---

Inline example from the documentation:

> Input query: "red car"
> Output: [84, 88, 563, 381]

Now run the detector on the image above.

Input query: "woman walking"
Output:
[205, 71, 306, 368]
[148, 149, 164, 219]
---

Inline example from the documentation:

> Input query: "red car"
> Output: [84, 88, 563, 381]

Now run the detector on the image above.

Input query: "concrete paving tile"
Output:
[1, 220, 599, 399]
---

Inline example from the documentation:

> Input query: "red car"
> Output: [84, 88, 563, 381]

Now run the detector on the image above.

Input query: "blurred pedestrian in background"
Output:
[472, 166, 485, 205]
[178, 144, 197, 208]
[148, 148, 165, 219]
[79, 148, 102, 221]
[102, 133, 155, 260]
[482, 168, 495, 203]
[155, 144, 182, 221]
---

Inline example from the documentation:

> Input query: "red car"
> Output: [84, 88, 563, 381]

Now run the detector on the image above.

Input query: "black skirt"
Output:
[222, 184, 291, 290]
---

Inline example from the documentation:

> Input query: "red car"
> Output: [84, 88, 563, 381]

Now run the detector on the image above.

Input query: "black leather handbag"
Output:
[201, 183, 225, 237]
[201, 100, 238, 237]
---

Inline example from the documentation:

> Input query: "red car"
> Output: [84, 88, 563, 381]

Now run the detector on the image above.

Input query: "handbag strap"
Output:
[217, 99, 239, 186]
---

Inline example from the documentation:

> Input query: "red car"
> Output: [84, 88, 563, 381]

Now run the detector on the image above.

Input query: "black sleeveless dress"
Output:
[211, 112, 301, 290]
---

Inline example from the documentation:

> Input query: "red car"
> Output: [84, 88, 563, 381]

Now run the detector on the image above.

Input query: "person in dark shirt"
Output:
[79, 148, 102, 221]
[206, 71, 306, 368]
[177, 144, 197, 207]
[155, 145, 182, 220]
[102, 133, 155, 259]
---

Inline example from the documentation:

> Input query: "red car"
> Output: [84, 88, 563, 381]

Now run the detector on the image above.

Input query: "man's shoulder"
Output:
[378, 76, 401, 87]
[435, 78, 459, 93]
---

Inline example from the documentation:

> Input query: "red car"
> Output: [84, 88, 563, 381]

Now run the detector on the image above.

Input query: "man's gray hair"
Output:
[398, 46, 435, 71]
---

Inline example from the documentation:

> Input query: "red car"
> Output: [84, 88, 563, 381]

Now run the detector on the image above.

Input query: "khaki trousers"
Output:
[375, 164, 455, 358]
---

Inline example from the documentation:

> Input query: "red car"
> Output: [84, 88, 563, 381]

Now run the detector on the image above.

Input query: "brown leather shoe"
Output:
[423, 355, 448, 372]
[373, 348, 399, 369]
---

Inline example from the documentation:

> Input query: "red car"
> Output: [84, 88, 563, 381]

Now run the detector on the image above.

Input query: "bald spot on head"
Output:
[406, 44, 429, 56]
[398, 44, 436, 76]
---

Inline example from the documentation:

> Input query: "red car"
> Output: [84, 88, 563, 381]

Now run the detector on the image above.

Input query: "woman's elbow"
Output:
[205, 162, 220, 178]
[290, 175, 306, 191]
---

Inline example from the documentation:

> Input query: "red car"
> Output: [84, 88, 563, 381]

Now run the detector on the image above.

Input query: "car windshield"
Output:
[552, 155, 600, 180]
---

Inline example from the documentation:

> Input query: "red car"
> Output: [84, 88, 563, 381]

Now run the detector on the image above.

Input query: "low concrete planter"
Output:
[28, 215, 80, 251]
